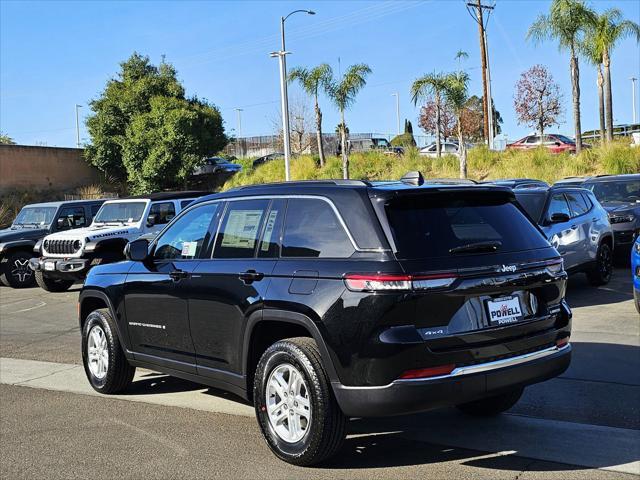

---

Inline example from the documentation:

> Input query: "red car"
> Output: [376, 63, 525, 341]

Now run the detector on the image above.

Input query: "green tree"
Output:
[391, 119, 416, 147]
[288, 64, 333, 167]
[0, 133, 16, 145]
[411, 71, 449, 158]
[585, 9, 639, 141]
[443, 72, 470, 179]
[85, 53, 226, 192]
[528, 0, 596, 154]
[325, 64, 372, 179]
[580, 38, 606, 142]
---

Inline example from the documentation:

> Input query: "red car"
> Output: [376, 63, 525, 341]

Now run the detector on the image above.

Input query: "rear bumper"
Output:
[29, 257, 89, 278]
[332, 344, 571, 417]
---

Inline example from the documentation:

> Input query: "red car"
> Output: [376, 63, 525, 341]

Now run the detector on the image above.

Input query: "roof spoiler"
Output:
[400, 171, 425, 186]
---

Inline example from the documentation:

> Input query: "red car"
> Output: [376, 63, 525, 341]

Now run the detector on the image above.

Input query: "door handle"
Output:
[170, 269, 190, 281]
[239, 270, 264, 284]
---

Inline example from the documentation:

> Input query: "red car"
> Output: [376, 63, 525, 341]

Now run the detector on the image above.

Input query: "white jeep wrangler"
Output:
[29, 192, 204, 292]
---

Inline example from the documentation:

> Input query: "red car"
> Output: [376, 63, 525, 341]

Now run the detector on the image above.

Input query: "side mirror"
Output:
[146, 214, 157, 227]
[549, 212, 570, 224]
[125, 238, 150, 262]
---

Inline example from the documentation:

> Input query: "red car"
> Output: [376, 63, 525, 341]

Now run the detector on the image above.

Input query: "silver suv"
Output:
[514, 186, 613, 285]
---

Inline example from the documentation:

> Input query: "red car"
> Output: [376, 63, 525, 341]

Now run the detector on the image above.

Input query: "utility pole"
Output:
[75, 104, 82, 148]
[632, 77, 638, 124]
[484, 31, 494, 149]
[391, 93, 400, 135]
[235, 108, 243, 158]
[467, 1, 494, 147]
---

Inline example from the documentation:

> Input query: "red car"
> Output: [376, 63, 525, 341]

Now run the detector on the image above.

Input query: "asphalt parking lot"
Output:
[0, 267, 638, 479]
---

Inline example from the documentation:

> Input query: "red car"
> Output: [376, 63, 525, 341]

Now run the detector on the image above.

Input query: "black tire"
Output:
[82, 308, 135, 394]
[253, 337, 347, 466]
[34, 271, 74, 292]
[0, 251, 36, 288]
[456, 387, 524, 416]
[586, 242, 613, 286]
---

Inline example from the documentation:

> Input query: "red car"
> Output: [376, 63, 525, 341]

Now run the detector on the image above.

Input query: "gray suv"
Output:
[515, 186, 613, 285]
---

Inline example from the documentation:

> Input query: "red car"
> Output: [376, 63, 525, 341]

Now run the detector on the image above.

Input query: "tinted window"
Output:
[258, 199, 285, 258]
[282, 199, 354, 258]
[90, 204, 101, 217]
[181, 200, 194, 210]
[385, 193, 549, 259]
[515, 192, 547, 222]
[213, 200, 269, 259]
[547, 194, 571, 220]
[154, 204, 217, 260]
[526, 136, 540, 144]
[149, 202, 176, 225]
[565, 192, 590, 217]
[588, 180, 640, 203]
[57, 207, 86, 230]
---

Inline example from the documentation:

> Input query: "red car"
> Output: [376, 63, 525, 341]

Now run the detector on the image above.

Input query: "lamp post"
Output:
[271, 9, 315, 181]
[391, 93, 400, 136]
[75, 104, 82, 148]
[631, 77, 638, 124]
[235, 108, 243, 158]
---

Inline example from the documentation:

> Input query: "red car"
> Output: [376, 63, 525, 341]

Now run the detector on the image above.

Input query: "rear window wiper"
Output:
[449, 241, 502, 254]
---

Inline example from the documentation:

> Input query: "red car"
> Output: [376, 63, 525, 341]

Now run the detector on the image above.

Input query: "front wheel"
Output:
[0, 251, 36, 288]
[586, 242, 613, 286]
[456, 387, 524, 416]
[253, 337, 346, 466]
[34, 271, 74, 292]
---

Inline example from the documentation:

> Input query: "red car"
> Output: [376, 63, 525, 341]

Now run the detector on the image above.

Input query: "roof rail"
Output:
[233, 179, 369, 190]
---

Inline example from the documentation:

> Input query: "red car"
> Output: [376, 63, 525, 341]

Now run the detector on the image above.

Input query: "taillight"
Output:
[344, 273, 457, 292]
[556, 336, 570, 348]
[398, 364, 456, 379]
[545, 258, 564, 274]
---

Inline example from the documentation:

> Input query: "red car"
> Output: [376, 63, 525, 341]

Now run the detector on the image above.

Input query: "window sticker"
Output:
[221, 210, 263, 249]
[261, 210, 279, 251]
[181, 241, 198, 257]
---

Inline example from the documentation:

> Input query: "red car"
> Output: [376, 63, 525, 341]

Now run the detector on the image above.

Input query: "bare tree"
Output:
[514, 65, 563, 140]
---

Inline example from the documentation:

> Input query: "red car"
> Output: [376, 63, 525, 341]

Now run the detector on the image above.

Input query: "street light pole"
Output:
[235, 108, 243, 158]
[391, 93, 400, 136]
[271, 9, 315, 181]
[75, 104, 82, 148]
[631, 77, 638, 124]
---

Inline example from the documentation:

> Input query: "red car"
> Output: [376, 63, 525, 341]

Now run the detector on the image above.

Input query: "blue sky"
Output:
[1, 0, 639, 148]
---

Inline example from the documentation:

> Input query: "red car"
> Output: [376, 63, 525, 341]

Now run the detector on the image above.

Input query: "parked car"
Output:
[29, 192, 204, 292]
[336, 137, 398, 155]
[632, 236, 640, 313]
[253, 152, 284, 168]
[484, 178, 549, 190]
[514, 185, 613, 285]
[506, 134, 582, 154]
[582, 174, 640, 255]
[553, 176, 590, 187]
[193, 157, 242, 176]
[79, 175, 571, 466]
[0, 199, 105, 288]
[420, 141, 463, 157]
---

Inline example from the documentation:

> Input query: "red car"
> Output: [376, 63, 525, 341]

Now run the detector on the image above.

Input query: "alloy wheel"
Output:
[87, 325, 109, 380]
[266, 363, 311, 443]
[11, 257, 33, 284]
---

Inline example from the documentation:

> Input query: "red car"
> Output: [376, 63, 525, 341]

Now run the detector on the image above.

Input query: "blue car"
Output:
[633, 236, 640, 313]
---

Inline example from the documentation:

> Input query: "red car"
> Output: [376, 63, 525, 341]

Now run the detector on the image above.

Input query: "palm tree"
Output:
[579, 39, 606, 143]
[288, 64, 333, 166]
[410, 72, 449, 158]
[444, 71, 470, 179]
[325, 63, 372, 179]
[587, 9, 640, 141]
[528, 0, 596, 154]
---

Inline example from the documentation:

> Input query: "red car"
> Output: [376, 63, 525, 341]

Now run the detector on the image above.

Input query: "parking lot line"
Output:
[2, 356, 638, 475]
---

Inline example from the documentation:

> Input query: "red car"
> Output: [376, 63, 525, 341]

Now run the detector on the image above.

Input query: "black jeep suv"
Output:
[79, 176, 572, 465]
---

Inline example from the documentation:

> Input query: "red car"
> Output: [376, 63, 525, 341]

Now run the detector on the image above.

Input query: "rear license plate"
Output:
[486, 295, 523, 326]
[44, 261, 56, 271]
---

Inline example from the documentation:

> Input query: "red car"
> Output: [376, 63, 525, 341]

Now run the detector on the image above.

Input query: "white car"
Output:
[419, 142, 463, 157]
[29, 192, 203, 292]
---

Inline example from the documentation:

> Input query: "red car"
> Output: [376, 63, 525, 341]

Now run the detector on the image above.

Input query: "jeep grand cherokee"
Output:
[78, 175, 571, 466]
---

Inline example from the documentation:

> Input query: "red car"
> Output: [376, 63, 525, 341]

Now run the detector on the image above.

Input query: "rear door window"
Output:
[258, 199, 285, 258]
[213, 199, 269, 259]
[385, 193, 549, 259]
[282, 198, 354, 258]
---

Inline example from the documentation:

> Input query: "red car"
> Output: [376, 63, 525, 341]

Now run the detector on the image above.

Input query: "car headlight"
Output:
[609, 213, 635, 224]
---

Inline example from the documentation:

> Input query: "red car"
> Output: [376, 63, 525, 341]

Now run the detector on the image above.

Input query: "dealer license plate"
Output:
[486, 295, 523, 326]
[44, 261, 56, 271]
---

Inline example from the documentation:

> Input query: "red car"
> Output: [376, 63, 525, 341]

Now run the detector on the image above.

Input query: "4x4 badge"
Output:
[499, 264, 517, 273]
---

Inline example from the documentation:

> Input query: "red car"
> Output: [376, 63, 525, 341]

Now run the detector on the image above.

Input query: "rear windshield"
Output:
[385, 193, 549, 259]
[514, 192, 547, 222]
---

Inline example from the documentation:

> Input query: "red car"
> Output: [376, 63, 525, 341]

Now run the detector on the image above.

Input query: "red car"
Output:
[507, 134, 578, 154]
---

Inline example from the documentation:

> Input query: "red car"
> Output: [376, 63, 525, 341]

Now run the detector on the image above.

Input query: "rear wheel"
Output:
[34, 271, 74, 292]
[253, 337, 346, 466]
[0, 251, 36, 288]
[456, 387, 524, 416]
[82, 308, 135, 393]
[586, 242, 613, 286]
